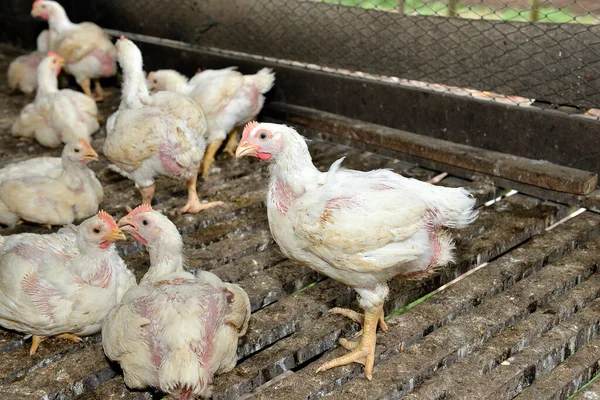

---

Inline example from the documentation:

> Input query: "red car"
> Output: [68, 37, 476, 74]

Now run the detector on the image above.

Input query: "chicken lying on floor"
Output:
[104, 37, 222, 213]
[12, 52, 99, 147]
[31, 0, 117, 101]
[7, 29, 54, 94]
[236, 122, 478, 379]
[102, 205, 250, 400]
[147, 66, 275, 177]
[0, 211, 134, 355]
[0, 139, 103, 228]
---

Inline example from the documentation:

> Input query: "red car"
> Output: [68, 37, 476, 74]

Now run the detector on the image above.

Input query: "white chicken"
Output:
[0, 139, 104, 228]
[236, 122, 478, 379]
[0, 211, 134, 355]
[7, 29, 54, 94]
[11, 52, 99, 148]
[30, 0, 117, 101]
[104, 37, 221, 214]
[147, 66, 275, 177]
[102, 205, 250, 400]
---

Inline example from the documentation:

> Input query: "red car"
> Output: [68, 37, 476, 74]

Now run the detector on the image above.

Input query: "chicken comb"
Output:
[33, 0, 43, 5]
[147, 71, 154, 79]
[241, 121, 259, 141]
[129, 204, 154, 217]
[78, 138, 93, 151]
[47, 51, 63, 61]
[119, 35, 125, 41]
[98, 210, 118, 230]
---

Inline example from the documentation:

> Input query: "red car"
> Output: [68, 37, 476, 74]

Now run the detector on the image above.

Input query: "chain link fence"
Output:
[3, 0, 600, 111]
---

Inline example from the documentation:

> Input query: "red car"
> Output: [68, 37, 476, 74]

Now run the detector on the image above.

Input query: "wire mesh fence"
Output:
[2, 0, 600, 111]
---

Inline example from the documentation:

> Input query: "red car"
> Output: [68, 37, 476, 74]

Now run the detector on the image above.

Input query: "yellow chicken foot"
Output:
[317, 304, 383, 380]
[18, 137, 34, 142]
[80, 78, 94, 99]
[29, 335, 46, 356]
[93, 79, 104, 102]
[43, 224, 52, 230]
[178, 175, 223, 214]
[330, 307, 388, 332]
[55, 333, 83, 343]
[200, 140, 223, 178]
[223, 128, 239, 157]
[139, 184, 156, 206]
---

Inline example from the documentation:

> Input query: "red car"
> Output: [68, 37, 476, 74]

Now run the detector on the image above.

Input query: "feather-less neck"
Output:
[141, 229, 185, 285]
[36, 62, 59, 99]
[46, 3, 75, 34]
[269, 133, 320, 197]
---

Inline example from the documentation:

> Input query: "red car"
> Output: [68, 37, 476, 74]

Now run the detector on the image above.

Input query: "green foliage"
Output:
[316, 0, 600, 24]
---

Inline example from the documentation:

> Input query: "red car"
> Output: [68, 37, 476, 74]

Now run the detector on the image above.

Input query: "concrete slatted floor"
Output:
[1, 45, 600, 400]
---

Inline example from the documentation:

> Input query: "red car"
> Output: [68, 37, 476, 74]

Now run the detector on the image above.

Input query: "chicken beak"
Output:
[58, 58, 65, 67]
[235, 142, 260, 158]
[102, 227, 126, 242]
[31, 7, 41, 17]
[83, 148, 98, 162]
[117, 216, 135, 233]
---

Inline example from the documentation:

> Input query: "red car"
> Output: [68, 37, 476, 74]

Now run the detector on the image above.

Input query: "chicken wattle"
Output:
[235, 122, 478, 379]
[103, 37, 222, 214]
[30, 0, 117, 101]
[0, 139, 104, 228]
[147, 66, 275, 177]
[102, 205, 250, 400]
[0, 211, 134, 355]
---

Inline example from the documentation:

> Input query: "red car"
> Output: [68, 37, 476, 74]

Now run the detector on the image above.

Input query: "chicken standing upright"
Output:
[30, 0, 117, 101]
[0, 139, 103, 228]
[7, 29, 54, 94]
[104, 37, 222, 213]
[12, 52, 99, 147]
[147, 66, 275, 177]
[0, 211, 134, 355]
[236, 122, 478, 379]
[102, 205, 251, 400]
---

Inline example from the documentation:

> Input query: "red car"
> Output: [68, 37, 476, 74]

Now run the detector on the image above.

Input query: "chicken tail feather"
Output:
[159, 347, 210, 399]
[251, 68, 276, 94]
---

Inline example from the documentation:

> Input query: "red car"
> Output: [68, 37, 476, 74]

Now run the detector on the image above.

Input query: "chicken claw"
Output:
[29, 335, 46, 356]
[317, 304, 383, 380]
[29, 333, 82, 356]
[200, 140, 223, 178]
[329, 307, 388, 332]
[178, 175, 223, 214]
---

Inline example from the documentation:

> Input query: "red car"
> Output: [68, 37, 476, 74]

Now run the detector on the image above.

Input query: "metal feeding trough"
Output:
[1, 41, 600, 399]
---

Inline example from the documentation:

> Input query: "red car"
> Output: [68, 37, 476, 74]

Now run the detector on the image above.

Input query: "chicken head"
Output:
[235, 121, 290, 161]
[64, 138, 99, 165]
[79, 210, 126, 250]
[117, 204, 163, 246]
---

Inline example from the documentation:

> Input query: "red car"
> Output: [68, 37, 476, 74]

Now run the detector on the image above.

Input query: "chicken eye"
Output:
[142, 219, 149, 226]
[258, 132, 268, 141]
[74, 148, 80, 153]
[93, 227, 101, 234]
[153, 79, 157, 84]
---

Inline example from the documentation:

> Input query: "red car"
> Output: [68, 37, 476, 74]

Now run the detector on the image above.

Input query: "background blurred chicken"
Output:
[0, 211, 134, 355]
[104, 37, 221, 214]
[12, 52, 99, 148]
[236, 122, 478, 380]
[31, 0, 117, 101]
[147, 66, 275, 177]
[0, 139, 103, 228]
[103, 205, 250, 400]
[7, 29, 54, 94]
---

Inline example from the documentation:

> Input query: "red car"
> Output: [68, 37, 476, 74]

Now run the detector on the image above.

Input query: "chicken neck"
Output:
[268, 136, 320, 198]
[46, 6, 75, 35]
[120, 60, 150, 109]
[140, 229, 185, 285]
[36, 65, 59, 99]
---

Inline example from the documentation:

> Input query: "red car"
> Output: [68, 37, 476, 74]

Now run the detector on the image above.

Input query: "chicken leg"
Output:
[29, 333, 82, 356]
[200, 140, 223, 178]
[80, 78, 93, 99]
[93, 79, 105, 102]
[317, 304, 384, 380]
[223, 128, 239, 157]
[179, 174, 223, 214]
[139, 185, 155, 205]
